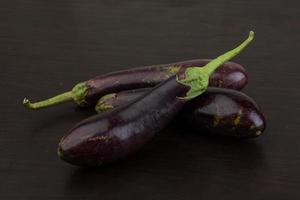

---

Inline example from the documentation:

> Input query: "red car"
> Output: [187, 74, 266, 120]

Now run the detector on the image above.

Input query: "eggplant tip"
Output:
[23, 97, 35, 109]
[23, 98, 30, 107]
[249, 31, 254, 37]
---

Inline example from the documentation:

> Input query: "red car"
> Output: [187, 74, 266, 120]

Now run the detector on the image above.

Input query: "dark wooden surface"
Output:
[1, 0, 300, 199]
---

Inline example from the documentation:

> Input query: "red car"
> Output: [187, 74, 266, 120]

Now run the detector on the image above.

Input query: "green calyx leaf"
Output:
[95, 93, 116, 113]
[71, 82, 90, 106]
[176, 67, 209, 100]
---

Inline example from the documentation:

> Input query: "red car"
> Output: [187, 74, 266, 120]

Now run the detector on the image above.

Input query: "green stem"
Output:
[177, 31, 254, 99]
[23, 82, 89, 110]
[204, 31, 254, 76]
[23, 91, 73, 109]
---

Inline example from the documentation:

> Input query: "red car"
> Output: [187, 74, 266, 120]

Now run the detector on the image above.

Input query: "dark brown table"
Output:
[1, 0, 300, 199]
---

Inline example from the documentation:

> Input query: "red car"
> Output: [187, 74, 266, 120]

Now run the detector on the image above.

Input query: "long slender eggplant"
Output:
[23, 60, 247, 110]
[96, 87, 265, 138]
[57, 32, 254, 166]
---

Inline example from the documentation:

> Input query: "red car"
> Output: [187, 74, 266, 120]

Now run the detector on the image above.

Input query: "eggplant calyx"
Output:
[71, 82, 90, 106]
[95, 93, 116, 113]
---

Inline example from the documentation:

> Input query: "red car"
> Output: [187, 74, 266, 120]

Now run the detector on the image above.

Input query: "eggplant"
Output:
[180, 87, 266, 137]
[57, 32, 254, 167]
[96, 87, 265, 138]
[23, 60, 247, 110]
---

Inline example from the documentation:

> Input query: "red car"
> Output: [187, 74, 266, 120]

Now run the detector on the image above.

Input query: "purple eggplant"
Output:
[180, 87, 265, 138]
[57, 32, 254, 166]
[23, 60, 247, 110]
[96, 87, 265, 138]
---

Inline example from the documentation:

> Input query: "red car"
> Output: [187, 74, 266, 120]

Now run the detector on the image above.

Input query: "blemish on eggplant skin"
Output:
[234, 110, 243, 125]
[88, 135, 112, 142]
[234, 115, 241, 125]
[255, 130, 262, 136]
[213, 115, 221, 127]
[250, 125, 256, 130]
[165, 66, 181, 73]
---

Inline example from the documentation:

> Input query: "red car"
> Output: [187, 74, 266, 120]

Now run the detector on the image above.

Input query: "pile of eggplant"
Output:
[24, 31, 266, 167]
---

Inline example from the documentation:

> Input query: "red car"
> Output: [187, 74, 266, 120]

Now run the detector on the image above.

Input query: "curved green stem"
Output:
[204, 31, 254, 76]
[23, 91, 73, 109]
[177, 31, 254, 99]
[23, 82, 89, 110]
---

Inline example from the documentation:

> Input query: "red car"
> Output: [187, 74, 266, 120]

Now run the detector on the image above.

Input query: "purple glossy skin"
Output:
[181, 87, 266, 138]
[58, 76, 189, 166]
[84, 59, 247, 106]
[96, 88, 266, 138]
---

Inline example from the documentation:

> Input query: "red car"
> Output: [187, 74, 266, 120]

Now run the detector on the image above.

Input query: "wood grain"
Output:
[1, 0, 300, 199]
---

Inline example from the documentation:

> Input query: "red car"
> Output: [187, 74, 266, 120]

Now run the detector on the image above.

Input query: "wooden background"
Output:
[1, 0, 300, 199]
